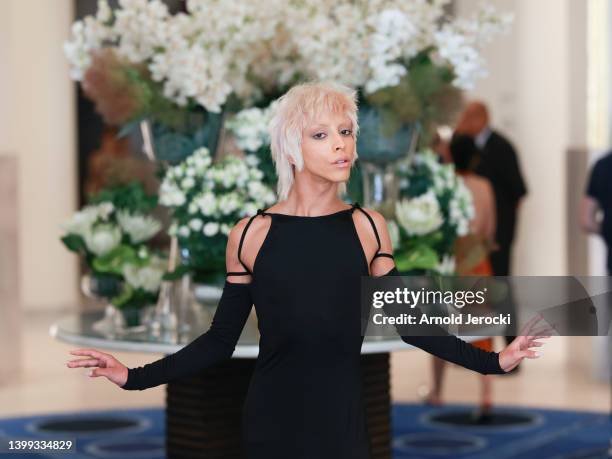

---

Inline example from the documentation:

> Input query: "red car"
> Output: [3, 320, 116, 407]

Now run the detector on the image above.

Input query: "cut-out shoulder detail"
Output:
[348, 203, 396, 277]
[231, 210, 273, 279]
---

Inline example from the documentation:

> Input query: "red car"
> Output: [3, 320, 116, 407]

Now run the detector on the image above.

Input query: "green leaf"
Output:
[92, 245, 139, 274]
[61, 234, 86, 253]
[111, 283, 134, 308]
[395, 245, 439, 272]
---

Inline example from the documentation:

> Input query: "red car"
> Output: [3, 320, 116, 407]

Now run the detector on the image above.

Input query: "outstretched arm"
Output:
[121, 219, 255, 390]
[367, 212, 550, 375]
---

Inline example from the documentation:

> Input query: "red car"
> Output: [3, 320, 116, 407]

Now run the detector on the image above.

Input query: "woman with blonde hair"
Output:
[67, 81, 548, 458]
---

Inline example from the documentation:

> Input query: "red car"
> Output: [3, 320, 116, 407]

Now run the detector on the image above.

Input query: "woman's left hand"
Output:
[498, 314, 555, 373]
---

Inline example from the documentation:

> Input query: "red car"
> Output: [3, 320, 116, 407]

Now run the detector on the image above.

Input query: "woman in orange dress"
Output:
[426, 134, 498, 418]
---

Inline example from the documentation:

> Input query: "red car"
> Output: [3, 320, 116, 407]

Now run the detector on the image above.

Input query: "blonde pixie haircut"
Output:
[268, 81, 360, 201]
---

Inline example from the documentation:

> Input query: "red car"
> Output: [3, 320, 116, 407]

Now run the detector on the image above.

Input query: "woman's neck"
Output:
[275, 185, 347, 217]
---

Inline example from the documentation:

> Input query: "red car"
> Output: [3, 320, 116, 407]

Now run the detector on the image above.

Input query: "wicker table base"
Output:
[166, 353, 391, 459]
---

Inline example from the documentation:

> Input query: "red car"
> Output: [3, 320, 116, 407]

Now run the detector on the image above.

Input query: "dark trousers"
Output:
[491, 244, 517, 345]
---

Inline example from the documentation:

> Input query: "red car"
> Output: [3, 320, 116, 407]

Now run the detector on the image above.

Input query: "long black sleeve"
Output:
[121, 281, 253, 390]
[383, 267, 506, 375]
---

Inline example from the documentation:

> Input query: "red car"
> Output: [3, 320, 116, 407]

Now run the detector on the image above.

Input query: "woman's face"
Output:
[299, 111, 356, 185]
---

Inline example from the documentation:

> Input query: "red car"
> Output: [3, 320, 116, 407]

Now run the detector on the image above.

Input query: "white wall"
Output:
[457, 0, 588, 276]
[2, 0, 79, 310]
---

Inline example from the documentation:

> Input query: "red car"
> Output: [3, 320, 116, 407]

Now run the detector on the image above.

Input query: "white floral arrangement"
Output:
[64, 0, 512, 116]
[60, 183, 166, 309]
[159, 147, 276, 283]
[391, 150, 473, 274]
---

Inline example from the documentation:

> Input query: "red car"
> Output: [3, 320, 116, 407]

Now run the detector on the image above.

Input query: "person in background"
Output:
[581, 151, 612, 275]
[426, 135, 498, 420]
[455, 101, 527, 347]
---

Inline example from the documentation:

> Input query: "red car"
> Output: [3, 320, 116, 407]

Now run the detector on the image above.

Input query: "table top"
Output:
[50, 310, 499, 357]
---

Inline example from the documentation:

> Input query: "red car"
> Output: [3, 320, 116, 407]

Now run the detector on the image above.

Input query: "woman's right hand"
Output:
[67, 348, 129, 388]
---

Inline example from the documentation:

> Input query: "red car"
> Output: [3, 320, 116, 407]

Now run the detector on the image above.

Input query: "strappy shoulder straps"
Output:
[226, 209, 269, 278]
[350, 202, 395, 264]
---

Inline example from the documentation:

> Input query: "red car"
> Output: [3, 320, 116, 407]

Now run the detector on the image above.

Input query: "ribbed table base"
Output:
[166, 353, 391, 459]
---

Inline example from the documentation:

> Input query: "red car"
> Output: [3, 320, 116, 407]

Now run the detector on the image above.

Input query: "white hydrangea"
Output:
[113, 0, 170, 63]
[159, 182, 186, 207]
[188, 218, 203, 232]
[64, 0, 510, 109]
[203, 221, 220, 237]
[63, 0, 114, 80]
[395, 191, 444, 236]
[434, 4, 513, 90]
[116, 210, 162, 243]
[225, 103, 276, 152]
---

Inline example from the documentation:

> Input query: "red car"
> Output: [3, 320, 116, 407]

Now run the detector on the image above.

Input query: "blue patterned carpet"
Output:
[0, 404, 609, 458]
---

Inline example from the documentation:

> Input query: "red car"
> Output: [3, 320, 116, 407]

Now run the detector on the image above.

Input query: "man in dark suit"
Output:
[456, 101, 528, 348]
[582, 151, 612, 275]
[456, 101, 527, 276]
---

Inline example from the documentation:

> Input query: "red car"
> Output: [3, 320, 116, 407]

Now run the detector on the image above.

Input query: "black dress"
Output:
[122, 202, 505, 458]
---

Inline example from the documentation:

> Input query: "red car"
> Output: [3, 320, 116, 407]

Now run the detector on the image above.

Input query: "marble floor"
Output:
[0, 307, 609, 419]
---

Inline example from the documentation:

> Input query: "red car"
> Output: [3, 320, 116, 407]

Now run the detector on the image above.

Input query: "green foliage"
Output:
[91, 245, 139, 275]
[364, 50, 462, 145]
[61, 234, 86, 254]
[87, 181, 157, 213]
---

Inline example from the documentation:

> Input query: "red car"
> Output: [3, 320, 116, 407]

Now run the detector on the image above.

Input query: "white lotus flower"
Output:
[117, 211, 162, 243]
[122, 256, 166, 293]
[84, 223, 122, 256]
[62, 206, 99, 238]
[395, 191, 444, 236]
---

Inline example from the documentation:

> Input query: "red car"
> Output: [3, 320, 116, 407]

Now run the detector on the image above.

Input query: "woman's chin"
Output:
[329, 170, 351, 182]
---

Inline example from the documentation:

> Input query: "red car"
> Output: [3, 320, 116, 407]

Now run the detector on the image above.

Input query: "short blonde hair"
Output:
[268, 80, 360, 201]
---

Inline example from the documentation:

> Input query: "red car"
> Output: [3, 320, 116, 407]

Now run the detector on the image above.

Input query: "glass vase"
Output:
[140, 107, 225, 165]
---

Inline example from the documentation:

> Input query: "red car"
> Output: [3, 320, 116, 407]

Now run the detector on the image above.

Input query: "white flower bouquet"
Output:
[64, 1, 511, 121]
[224, 102, 278, 188]
[390, 150, 474, 274]
[159, 147, 276, 284]
[61, 181, 166, 310]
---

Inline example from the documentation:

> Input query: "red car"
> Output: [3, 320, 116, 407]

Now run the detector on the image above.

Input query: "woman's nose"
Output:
[333, 134, 345, 151]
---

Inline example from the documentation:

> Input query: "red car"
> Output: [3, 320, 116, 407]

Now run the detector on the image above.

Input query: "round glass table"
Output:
[50, 309, 496, 459]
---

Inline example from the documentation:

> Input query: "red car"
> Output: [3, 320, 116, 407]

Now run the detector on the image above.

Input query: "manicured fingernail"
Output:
[88, 370, 93, 376]
[535, 352, 542, 358]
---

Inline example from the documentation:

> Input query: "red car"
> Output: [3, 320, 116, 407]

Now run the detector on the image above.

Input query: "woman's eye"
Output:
[313, 132, 326, 139]
[341, 129, 353, 136]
